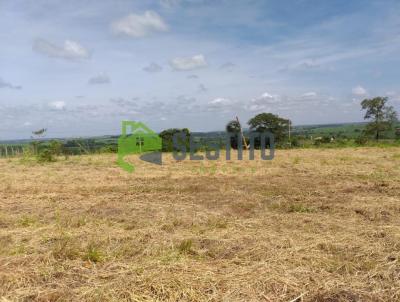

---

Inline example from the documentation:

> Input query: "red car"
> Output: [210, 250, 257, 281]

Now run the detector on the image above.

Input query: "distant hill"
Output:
[292, 121, 399, 139]
[1, 121, 399, 144]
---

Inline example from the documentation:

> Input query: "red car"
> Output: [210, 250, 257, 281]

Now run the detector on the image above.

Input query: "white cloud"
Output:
[246, 92, 281, 111]
[170, 54, 207, 71]
[209, 98, 232, 106]
[143, 62, 163, 73]
[49, 101, 66, 110]
[88, 73, 111, 84]
[255, 92, 280, 103]
[33, 39, 89, 60]
[352, 85, 367, 96]
[111, 11, 168, 38]
[23, 121, 32, 127]
[0, 77, 21, 89]
[301, 92, 317, 98]
[207, 97, 236, 111]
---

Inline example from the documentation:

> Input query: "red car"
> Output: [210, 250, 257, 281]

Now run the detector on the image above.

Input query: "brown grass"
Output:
[0, 147, 400, 301]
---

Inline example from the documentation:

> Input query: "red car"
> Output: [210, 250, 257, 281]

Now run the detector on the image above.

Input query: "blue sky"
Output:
[1, 0, 399, 139]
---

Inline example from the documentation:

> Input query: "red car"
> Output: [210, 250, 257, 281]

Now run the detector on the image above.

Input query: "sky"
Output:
[1, 0, 400, 139]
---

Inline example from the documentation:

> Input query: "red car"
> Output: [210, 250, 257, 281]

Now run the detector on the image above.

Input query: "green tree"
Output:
[225, 120, 241, 133]
[225, 120, 241, 149]
[248, 113, 290, 143]
[159, 128, 190, 152]
[361, 97, 398, 140]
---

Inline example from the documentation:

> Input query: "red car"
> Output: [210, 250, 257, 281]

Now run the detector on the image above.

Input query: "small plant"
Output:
[287, 203, 314, 213]
[50, 235, 80, 260]
[84, 243, 103, 262]
[177, 239, 193, 254]
[207, 217, 228, 229]
[19, 215, 36, 227]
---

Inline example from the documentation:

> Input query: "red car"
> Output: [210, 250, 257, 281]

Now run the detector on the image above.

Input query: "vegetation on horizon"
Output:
[1, 96, 399, 161]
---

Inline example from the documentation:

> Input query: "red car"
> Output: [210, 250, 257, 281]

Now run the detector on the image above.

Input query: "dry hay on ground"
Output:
[0, 148, 399, 301]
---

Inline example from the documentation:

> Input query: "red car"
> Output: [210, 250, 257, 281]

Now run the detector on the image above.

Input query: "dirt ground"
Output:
[0, 148, 399, 301]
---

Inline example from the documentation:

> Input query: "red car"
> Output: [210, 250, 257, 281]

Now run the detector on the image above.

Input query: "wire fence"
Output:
[0, 145, 25, 158]
[0, 140, 118, 158]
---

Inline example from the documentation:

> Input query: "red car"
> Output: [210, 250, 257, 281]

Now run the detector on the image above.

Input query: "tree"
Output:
[225, 120, 241, 133]
[32, 128, 47, 137]
[225, 120, 241, 149]
[49, 140, 63, 156]
[361, 97, 398, 140]
[30, 128, 47, 155]
[248, 113, 290, 143]
[159, 128, 190, 152]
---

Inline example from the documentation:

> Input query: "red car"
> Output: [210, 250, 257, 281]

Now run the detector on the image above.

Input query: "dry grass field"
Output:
[0, 147, 399, 301]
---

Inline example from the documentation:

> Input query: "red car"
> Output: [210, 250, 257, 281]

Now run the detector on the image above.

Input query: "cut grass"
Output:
[0, 147, 399, 301]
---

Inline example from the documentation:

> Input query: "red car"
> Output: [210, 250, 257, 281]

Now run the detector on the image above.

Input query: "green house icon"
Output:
[117, 121, 162, 172]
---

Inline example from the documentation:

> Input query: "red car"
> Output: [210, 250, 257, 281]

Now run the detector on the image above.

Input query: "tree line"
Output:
[160, 96, 399, 151]
[2, 96, 398, 161]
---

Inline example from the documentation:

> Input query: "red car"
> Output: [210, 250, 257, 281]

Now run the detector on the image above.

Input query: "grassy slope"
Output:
[0, 148, 400, 301]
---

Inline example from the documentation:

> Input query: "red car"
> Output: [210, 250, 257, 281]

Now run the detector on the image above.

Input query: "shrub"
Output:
[290, 137, 300, 147]
[355, 135, 368, 145]
[49, 140, 63, 156]
[321, 136, 332, 143]
[37, 148, 55, 163]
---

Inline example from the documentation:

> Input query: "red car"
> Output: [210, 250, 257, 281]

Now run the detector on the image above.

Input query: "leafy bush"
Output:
[355, 135, 368, 145]
[290, 137, 300, 147]
[37, 148, 55, 163]
[49, 140, 63, 155]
